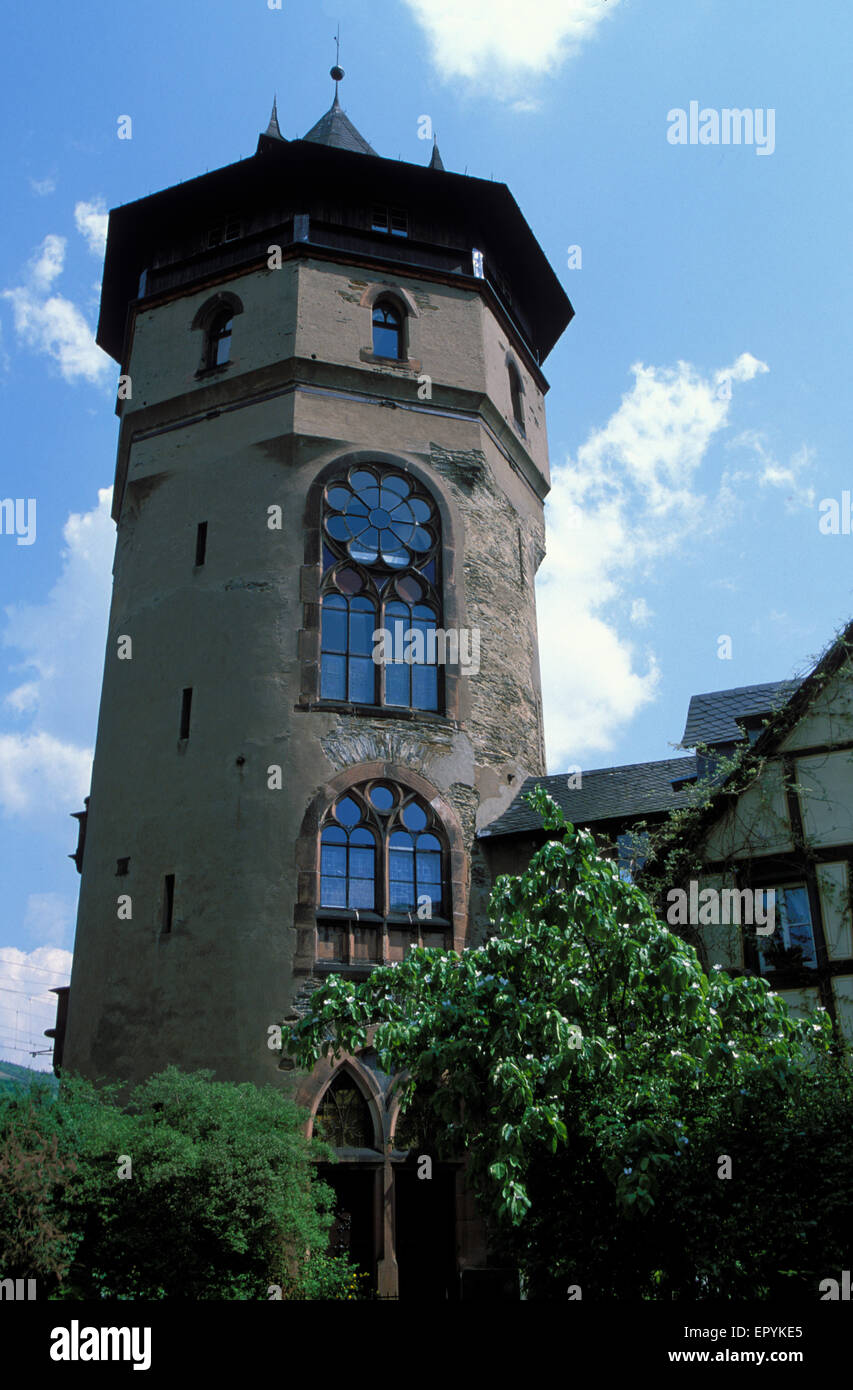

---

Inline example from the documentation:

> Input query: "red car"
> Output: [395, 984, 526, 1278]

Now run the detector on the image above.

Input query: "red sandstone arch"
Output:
[292, 763, 469, 972]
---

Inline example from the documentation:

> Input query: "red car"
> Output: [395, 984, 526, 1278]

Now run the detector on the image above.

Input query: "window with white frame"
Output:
[756, 884, 818, 971]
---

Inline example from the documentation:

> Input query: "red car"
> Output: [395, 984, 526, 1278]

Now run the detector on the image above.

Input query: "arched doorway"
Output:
[313, 1066, 383, 1292]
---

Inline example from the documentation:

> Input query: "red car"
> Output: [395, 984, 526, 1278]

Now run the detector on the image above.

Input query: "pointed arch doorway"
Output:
[307, 1056, 462, 1299]
[314, 1068, 383, 1293]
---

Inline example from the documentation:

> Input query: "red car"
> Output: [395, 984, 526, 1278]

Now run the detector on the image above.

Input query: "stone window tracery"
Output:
[315, 1071, 376, 1148]
[317, 781, 449, 971]
[320, 465, 442, 711]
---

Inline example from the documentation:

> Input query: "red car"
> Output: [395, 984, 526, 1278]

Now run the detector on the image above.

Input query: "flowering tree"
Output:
[289, 789, 849, 1297]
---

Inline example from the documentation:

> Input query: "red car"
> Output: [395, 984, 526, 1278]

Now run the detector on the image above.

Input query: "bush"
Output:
[0, 1067, 357, 1300]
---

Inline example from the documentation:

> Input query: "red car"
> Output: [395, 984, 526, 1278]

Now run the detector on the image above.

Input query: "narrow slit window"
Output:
[508, 363, 525, 433]
[162, 874, 175, 934]
[116, 857, 130, 876]
[195, 522, 208, 567]
[180, 688, 193, 740]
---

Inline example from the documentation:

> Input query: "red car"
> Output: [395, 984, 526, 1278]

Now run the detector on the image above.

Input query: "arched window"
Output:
[205, 309, 233, 368]
[320, 465, 441, 711]
[320, 795, 376, 909]
[192, 293, 242, 374]
[317, 782, 449, 970]
[372, 300, 404, 359]
[315, 1071, 375, 1147]
[508, 361, 525, 433]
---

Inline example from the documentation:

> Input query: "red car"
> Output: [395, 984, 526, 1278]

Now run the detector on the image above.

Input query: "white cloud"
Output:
[537, 353, 770, 768]
[29, 234, 66, 291]
[0, 731, 92, 817]
[74, 199, 108, 259]
[1, 488, 113, 821]
[1, 233, 111, 383]
[729, 432, 816, 512]
[24, 893, 75, 947]
[3, 486, 114, 746]
[401, 0, 620, 87]
[0, 945, 72, 1071]
[5, 681, 40, 714]
[630, 598, 653, 626]
[29, 176, 57, 197]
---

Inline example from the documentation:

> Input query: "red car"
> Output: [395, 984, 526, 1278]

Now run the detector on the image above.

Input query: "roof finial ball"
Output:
[331, 24, 344, 101]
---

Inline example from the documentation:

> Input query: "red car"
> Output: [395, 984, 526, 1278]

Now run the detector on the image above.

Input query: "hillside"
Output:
[0, 1059, 58, 1096]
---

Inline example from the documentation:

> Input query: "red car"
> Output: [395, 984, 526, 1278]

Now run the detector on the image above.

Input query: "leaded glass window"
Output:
[315, 1072, 374, 1148]
[320, 465, 442, 712]
[320, 796, 376, 909]
[317, 782, 450, 968]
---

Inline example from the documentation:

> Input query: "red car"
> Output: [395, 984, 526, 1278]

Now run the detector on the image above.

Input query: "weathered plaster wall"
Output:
[63, 247, 555, 1088]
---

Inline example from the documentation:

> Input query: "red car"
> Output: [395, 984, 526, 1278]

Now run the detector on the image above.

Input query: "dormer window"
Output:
[207, 219, 241, 248]
[372, 301, 403, 360]
[371, 205, 408, 238]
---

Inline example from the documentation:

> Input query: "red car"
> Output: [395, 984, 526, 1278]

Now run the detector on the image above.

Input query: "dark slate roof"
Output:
[264, 98, 283, 140]
[429, 141, 445, 171]
[680, 680, 798, 748]
[302, 96, 377, 156]
[479, 755, 698, 839]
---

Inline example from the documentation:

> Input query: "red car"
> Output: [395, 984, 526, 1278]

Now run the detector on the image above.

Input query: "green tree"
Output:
[0, 1067, 358, 1300]
[289, 788, 845, 1297]
[0, 1081, 78, 1289]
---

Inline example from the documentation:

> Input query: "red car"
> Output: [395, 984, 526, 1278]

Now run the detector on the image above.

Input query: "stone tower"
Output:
[57, 80, 573, 1296]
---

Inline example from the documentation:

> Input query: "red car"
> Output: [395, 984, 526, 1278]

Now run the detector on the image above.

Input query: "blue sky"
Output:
[1, 0, 851, 1065]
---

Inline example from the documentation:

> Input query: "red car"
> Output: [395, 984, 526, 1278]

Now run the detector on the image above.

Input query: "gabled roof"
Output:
[479, 756, 698, 839]
[680, 680, 798, 748]
[645, 618, 853, 867]
[302, 95, 377, 156]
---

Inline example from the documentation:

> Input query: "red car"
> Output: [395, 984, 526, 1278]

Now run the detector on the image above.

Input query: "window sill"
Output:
[316, 910, 449, 927]
[194, 363, 231, 380]
[358, 349, 421, 372]
[296, 699, 455, 726]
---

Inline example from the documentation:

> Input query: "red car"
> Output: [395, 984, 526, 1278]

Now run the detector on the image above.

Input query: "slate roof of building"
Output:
[479, 755, 699, 839]
[680, 680, 799, 748]
[302, 96, 377, 156]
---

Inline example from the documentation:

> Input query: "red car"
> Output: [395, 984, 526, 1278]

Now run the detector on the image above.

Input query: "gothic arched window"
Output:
[320, 465, 441, 712]
[317, 782, 449, 970]
[315, 1071, 375, 1148]
[372, 300, 404, 359]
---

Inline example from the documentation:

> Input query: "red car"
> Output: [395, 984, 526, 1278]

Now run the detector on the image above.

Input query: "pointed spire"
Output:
[429, 138, 445, 171]
[302, 99, 377, 155]
[264, 96, 283, 140]
[300, 30, 377, 156]
[302, 46, 377, 156]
